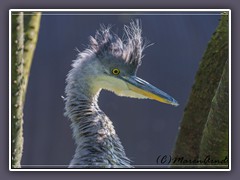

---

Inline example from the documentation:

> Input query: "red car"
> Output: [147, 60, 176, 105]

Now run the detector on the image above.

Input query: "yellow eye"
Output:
[112, 68, 120, 75]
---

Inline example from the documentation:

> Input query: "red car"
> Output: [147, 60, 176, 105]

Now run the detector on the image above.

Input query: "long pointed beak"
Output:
[120, 76, 179, 106]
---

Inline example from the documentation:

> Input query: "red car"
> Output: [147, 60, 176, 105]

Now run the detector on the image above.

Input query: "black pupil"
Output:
[114, 69, 118, 74]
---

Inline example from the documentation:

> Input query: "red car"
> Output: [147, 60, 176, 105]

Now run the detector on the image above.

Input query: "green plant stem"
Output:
[199, 60, 229, 168]
[11, 12, 41, 169]
[11, 12, 24, 168]
[171, 14, 229, 167]
[22, 12, 41, 104]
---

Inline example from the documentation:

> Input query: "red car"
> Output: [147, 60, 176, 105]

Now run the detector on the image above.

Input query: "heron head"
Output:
[82, 20, 178, 106]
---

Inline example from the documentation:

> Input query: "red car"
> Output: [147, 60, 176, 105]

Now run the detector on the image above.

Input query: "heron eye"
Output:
[112, 68, 120, 75]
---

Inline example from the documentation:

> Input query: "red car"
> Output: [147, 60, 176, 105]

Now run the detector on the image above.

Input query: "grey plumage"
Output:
[89, 20, 145, 68]
[65, 20, 143, 168]
[64, 20, 178, 168]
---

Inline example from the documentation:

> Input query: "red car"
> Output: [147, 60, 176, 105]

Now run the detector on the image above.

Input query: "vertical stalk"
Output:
[199, 60, 229, 168]
[11, 12, 24, 168]
[22, 12, 41, 104]
[172, 14, 229, 167]
[11, 11, 41, 168]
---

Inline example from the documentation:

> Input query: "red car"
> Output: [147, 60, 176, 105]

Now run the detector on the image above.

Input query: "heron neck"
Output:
[65, 80, 131, 168]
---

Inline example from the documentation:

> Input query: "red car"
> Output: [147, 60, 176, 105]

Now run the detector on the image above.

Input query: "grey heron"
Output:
[64, 20, 178, 168]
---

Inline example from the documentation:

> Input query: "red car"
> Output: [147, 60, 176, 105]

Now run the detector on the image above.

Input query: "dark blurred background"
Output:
[22, 12, 220, 167]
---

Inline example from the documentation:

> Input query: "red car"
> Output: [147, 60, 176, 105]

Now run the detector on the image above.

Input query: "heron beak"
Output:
[120, 76, 179, 106]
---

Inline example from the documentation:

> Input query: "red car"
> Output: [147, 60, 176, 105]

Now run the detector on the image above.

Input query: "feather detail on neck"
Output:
[65, 65, 132, 168]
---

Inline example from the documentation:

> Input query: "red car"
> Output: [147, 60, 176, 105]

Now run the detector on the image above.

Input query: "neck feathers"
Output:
[65, 69, 132, 168]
